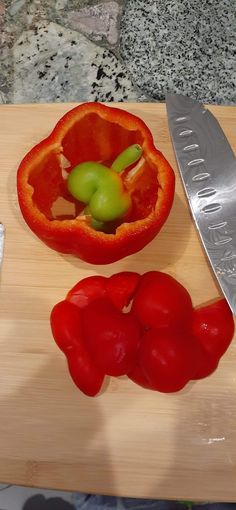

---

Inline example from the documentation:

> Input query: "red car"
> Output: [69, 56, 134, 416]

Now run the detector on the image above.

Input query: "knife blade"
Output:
[166, 93, 236, 315]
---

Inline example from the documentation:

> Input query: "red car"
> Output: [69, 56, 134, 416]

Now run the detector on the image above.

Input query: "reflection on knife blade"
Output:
[166, 94, 236, 315]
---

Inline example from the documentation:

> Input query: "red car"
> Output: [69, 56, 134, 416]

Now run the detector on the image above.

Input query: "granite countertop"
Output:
[0, 0, 235, 105]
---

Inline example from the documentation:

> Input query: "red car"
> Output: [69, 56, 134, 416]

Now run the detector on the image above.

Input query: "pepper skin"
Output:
[192, 299, 235, 380]
[131, 271, 193, 330]
[138, 328, 198, 393]
[17, 103, 175, 264]
[50, 300, 104, 397]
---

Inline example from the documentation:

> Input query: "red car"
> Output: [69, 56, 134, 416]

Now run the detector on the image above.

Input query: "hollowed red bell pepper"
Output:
[50, 271, 235, 397]
[17, 103, 175, 264]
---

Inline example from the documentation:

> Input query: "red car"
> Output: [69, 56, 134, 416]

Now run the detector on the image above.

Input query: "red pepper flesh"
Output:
[106, 271, 140, 311]
[192, 299, 235, 380]
[81, 297, 141, 376]
[50, 300, 83, 353]
[67, 349, 104, 398]
[66, 275, 107, 309]
[131, 271, 193, 330]
[128, 363, 154, 390]
[50, 299, 104, 396]
[192, 346, 219, 380]
[139, 328, 198, 393]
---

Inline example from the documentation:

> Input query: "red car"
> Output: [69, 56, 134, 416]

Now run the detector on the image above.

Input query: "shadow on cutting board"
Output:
[0, 354, 117, 498]
[0, 287, 118, 501]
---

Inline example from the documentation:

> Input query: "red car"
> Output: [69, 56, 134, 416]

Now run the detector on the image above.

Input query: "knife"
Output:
[166, 93, 236, 315]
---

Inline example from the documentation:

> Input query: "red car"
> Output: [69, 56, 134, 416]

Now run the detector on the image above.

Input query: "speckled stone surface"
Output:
[13, 20, 143, 103]
[120, 0, 236, 104]
[1, 0, 235, 104]
[0, 0, 148, 103]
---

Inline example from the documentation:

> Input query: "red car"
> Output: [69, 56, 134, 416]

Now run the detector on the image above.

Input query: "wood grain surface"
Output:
[0, 103, 236, 502]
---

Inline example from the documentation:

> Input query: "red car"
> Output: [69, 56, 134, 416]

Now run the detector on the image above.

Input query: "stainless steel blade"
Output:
[166, 93, 236, 314]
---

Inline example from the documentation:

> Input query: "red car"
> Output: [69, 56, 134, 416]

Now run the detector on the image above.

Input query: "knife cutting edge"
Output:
[166, 93, 236, 315]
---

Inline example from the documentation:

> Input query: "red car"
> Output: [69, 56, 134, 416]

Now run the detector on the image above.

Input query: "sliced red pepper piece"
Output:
[139, 328, 198, 393]
[128, 362, 154, 390]
[106, 271, 140, 311]
[192, 298, 234, 359]
[67, 349, 104, 397]
[66, 275, 107, 309]
[50, 300, 82, 353]
[17, 103, 175, 264]
[50, 299, 104, 396]
[192, 298, 235, 380]
[81, 297, 141, 377]
[192, 346, 219, 380]
[131, 271, 193, 330]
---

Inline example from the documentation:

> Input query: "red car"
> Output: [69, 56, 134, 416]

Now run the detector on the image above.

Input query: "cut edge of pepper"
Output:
[17, 102, 175, 242]
[18, 150, 173, 240]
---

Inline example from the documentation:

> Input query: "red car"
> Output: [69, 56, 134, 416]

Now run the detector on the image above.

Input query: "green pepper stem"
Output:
[84, 205, 105, 231]
[111, 144, 143, 173]
[68, 161, 131, 224]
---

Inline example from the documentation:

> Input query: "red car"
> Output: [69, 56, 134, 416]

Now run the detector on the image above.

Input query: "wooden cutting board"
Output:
[0, 103, 236, 503]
